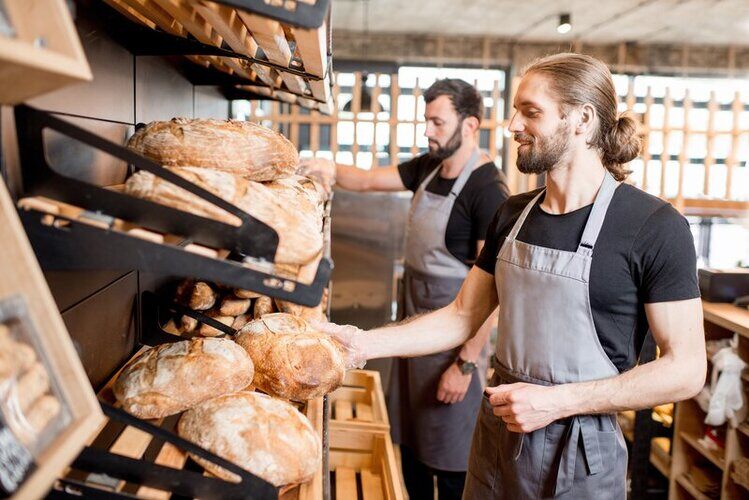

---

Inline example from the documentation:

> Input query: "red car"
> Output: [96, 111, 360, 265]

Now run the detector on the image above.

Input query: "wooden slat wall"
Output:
[242, 71, 748, 216]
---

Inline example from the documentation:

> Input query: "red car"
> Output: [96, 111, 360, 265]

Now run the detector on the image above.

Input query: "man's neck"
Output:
[541, 150, 608, 214]
[440, 142, 477, 178]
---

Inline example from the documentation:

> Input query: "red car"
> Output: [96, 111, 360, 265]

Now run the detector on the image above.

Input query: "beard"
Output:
[428, 123, 463, 161]
[515, 122, 571, 175]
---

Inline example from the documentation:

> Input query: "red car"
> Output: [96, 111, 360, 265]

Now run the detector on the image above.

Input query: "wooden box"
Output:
[0, 0, 92, 104]
[0, 178, 103, 499]
[329, 369, 390, 432]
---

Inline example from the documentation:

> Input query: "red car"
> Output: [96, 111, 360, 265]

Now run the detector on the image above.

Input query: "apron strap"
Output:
[414, 148, 481, 198]
[553, 415, 604, 496]
[505, 189, 545, 242]
[576, 171, 618, 255]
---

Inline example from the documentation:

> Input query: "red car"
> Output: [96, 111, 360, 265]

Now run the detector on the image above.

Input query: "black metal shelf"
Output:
[14, 105, 331, 307]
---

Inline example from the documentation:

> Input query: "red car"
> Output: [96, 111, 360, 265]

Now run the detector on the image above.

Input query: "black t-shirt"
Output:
[398, 154, 510, 266]
[475, 183, 700, 372]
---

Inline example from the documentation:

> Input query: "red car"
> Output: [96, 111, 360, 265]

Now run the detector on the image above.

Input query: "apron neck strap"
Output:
[576, 171, 618, 255]
[504, 170, 619, 247]
[416, 148, 481, 197]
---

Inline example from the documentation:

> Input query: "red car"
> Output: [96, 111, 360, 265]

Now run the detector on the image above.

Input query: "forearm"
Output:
[459, 307, 497, 361]
[556, 349, 706, 418]
[335, 164, 374, 191]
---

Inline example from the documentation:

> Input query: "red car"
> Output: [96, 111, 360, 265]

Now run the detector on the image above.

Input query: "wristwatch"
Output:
[455, 356, 477, 375]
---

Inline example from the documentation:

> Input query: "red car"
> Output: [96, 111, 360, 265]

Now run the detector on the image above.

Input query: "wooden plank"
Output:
[410, 79, 421, 158]
[136, 442, 187, 499]
[356, 403, 374, 422]
[335, 467, 358, 500]
[103, 0, 157, 29]
[192, 1, 274, 86]
[335, 400, 354, 422]
[370, 74, 382, 166]
[360, 469, 384, 500]
[238, 11, 307, 94]
[115, 0, 185, 36]
[703, 91, 716, 195]
[641, 86, 653, 192]
[726, 91, 741, 199]
[389, 74, 400, 164]
[292, 23, 327, 78]
[489, 79, 500, 159]
[676, 90, 691, 205]
[660, 88, 672, 198]
[703, 301, 749, 338]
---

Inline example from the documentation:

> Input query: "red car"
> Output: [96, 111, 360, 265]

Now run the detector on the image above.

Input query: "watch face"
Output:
[460, 361, 477, 374]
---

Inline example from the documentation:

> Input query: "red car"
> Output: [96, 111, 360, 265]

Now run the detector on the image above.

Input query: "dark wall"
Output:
[0, 3, 229, 389]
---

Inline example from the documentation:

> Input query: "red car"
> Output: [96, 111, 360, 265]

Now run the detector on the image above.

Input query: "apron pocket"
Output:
[581, 428, 627, 498]
[466, 395, 500, 490]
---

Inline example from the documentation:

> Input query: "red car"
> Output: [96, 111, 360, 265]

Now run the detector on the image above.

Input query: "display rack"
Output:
[668, 301, 749, 499]
[98, 0, 333, 112]
[14, 105, 331, 307]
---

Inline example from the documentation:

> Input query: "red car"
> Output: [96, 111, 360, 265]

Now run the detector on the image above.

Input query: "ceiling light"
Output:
[557, 13, 572, 34]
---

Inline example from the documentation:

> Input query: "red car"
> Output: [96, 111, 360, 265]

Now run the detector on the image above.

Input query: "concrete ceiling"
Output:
[331, 0, 749, 46]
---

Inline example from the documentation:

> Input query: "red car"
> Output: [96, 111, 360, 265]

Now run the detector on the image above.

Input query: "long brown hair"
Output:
[522, 53, 641, 181]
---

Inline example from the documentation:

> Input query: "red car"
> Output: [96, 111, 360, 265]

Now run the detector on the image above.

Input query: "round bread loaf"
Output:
[235, 313, 345, 401]
[113, 338, 254, 419]
[127, 118, 298, 182]
[177, 391, 320, 486]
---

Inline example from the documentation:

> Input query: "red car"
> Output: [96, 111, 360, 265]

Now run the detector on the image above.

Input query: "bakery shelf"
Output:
[675, 474, 712, 500]
[702, 301, 749, 339]
[680, 432, 726, 471]
[50, 344, 328, 499]
[14, 105, 331, 307]
[329, 370, 390, 433]
[738, 423, 749, 439]
[651, 437, 672, 478]
[99, 0, 333, 112]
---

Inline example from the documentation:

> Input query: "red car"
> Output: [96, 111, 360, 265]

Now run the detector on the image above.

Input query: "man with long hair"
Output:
[317, 54, 705, 498]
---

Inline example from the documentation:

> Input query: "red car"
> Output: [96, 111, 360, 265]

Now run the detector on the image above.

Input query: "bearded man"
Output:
[314, 55, 705, 499]
[301, 78, 509, 500]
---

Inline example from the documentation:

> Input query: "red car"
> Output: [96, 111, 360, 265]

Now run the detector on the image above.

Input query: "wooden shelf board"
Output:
[738, 423, 749, 439]
[679, 432, 726, 471]
[650, 449, 671, 477]
[650, 437, 671, 477]
[702, 300, 749, 338]
[675, 474, 712, 500]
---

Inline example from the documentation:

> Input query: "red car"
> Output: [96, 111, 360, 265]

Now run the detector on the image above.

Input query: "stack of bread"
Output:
[125, 118, 327, 270]
[113, 119, 342, 489]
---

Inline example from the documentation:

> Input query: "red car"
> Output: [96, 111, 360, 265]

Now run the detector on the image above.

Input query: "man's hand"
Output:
[299, 158, 336, 192]
[486, 383, 564, 433]
[309, 320, 366, 369]
[437, 362, 472, 404]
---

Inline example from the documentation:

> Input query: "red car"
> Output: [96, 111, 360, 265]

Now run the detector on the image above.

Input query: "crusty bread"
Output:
[177, 391, 320, 486]
[124, 167, 323, 265]
[127, 118, 299, 182]
[274, 298, 325, 322]
[235, 313, 345, 400]
[253, 295, 274, 318]
[113, 338, 254, 418]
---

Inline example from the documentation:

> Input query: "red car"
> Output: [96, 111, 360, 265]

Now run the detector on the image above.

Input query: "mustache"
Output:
[514, 134, 534, 144]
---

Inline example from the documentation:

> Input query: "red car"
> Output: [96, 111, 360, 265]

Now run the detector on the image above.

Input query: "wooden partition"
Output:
[240, 70, 748, 217]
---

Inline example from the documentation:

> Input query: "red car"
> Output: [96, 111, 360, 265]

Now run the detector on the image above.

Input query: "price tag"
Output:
[0, 413, 35, 498]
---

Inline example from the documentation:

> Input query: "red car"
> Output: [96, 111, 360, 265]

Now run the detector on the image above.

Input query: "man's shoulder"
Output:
[609, 183, 683, 228]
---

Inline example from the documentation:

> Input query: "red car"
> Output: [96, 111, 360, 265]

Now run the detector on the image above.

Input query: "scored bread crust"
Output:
[127, 118, 299, 182]
[124, 167, 323, 265]
[234, 313, 345, 401]
[113, 338, 254, 419]
[177, 391, 321, 486]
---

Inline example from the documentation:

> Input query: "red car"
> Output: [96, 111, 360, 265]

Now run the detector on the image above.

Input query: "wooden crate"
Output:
[0, 178, 103, 499]
[57, 349, 324, 499]
[0, 0, 92, 103]
[326, 426, 404, 500]
[103, 0, 332, 112]
[329, 369, 389, 432]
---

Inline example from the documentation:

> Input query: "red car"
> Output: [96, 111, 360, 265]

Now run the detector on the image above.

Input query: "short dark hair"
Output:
[423, 79, 484, 124]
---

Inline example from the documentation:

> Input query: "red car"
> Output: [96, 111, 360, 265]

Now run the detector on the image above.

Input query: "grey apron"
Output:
[463, 172, 628, 499]
[388, 149, 489, 472]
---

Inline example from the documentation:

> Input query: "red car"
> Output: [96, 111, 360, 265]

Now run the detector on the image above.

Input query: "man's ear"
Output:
[576, 103, 597, 138]
[462, 116, 480, 136]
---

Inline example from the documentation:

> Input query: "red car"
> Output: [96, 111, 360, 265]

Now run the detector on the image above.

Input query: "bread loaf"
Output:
[253, 296, 274, 318]
[274, 299, 325, 322]
[114, 338, 254, 418]
[124, 167, 323, 265]
[198, 312, 234, 337]
[219, 297, 251, 316]
[177, 391, 320, 486]
[235, 313, 345, 400]
[127, 118, 299, 182]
